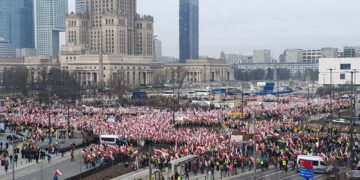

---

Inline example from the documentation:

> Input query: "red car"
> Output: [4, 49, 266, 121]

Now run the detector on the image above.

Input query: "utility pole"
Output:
[350, 71, 355, 168]
[12, 138, 15, 180]
[241, 69, 245, 119]
[307, 70, 310, 101]
[327, 68, 335, 138]
[149, 144, 152, 180]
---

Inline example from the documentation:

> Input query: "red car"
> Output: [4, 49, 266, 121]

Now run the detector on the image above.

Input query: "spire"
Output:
[99, 30, 104, 84]
[220, 50, 226, 60]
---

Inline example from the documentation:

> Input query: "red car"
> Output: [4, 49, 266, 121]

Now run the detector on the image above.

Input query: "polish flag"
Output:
[54, 169, 63, 176]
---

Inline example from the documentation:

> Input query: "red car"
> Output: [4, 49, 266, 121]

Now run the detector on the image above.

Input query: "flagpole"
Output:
[149, 143, 152, 180]
[252, 113, 256, 180]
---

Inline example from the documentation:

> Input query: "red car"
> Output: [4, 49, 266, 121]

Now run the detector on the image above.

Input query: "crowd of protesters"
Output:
[0, 96, 357, 179]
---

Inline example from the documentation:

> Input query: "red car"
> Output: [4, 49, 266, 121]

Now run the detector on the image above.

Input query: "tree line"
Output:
[235, 68, 319, 81]
[2, 66, 81, 104]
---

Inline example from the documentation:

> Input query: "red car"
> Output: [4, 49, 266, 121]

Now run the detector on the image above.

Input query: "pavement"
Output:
[0, 130, 85, 180]
[185, 167, 327, 180]
[0, 147, 86, 180]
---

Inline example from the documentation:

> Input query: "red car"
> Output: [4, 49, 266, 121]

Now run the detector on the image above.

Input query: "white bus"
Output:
[99, 135, 127, 146]
[195, 89, 211, 97]
[162, 91, 175, 98]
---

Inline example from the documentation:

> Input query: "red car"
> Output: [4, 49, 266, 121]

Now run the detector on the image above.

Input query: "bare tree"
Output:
[3, 66, 29, 96]
[108, 71, 130, 101]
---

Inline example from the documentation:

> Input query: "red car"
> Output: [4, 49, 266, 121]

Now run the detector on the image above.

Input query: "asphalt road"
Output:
[223, 168, 327, 180]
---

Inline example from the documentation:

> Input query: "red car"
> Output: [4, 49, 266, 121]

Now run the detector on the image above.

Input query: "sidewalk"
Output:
[0, 146, 83, 179]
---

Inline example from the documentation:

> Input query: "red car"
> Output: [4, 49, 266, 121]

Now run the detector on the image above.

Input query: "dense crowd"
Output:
[0, 96, 357, 178]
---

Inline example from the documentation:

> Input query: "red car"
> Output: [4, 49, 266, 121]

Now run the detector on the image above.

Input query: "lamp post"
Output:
[327, 68, 335, 138]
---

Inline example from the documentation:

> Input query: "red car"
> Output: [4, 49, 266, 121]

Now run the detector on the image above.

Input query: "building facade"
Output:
[0, 36, 15, 57]
[0, 56, 59, 84]
[59, 54, 233, 86]
[75, 0, 85, 13]
[321, 48, 338, 58]
[64, 0, 154, 57]
[179, 0, 199, 63]
[303, 49, 321, 63]
[283, 49, 304, 63]
[34, 0, 68, 57]
[342, 46, 360, 58]
[0, 0, 34, 52]
[238, 62, 318, 77]
[154, 38, 162, 58]
[319, 58, 360, 85]
[253, 49, 271, 63]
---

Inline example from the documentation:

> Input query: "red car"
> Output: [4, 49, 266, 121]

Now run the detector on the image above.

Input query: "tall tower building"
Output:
[75, 0, 85, 14]
[0, 0, 34, 54]
[179, 0, 199, 63]
[34, 0, 68, 57]
[65, 0, 154, 57]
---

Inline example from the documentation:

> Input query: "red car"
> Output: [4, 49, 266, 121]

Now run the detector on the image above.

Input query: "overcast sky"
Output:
[65, 0, 360, 58]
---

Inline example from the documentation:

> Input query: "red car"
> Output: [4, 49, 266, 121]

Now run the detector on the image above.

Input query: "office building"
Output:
[253, 49, 271, 63]
[155, 38, 162, 58]
[283, 49, 303, 63]
[319, 58, 360, 85]
[179, 0, 199, 63]
[238, 62, 318, 78]
[34, 0, 68, 57]
[303, 49, 321, 63]
[0, 36, 15, 57]
[342, 46, 360, 58]
[0, 0, 34, 50]
[75, 0, 85, 13]
[64, 0, 154, 56]
[321, 48, 338, 58]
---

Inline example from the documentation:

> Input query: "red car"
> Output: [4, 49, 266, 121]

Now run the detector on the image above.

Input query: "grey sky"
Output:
[66, 0, 360, 58]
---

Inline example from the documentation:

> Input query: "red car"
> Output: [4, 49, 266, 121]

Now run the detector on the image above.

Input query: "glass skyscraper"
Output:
[0, 0, 34, 56]
[179, 0, 199, 63]
[75, 0, 85, 14]
[34, 0, 68, 57]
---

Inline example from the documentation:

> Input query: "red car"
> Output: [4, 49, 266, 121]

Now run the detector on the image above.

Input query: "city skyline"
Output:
[66, 0, 360, 58]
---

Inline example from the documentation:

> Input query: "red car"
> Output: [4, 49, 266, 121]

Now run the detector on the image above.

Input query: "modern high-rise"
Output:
[155, 38, 162, 58]
[64, 0, 154, 56]
[75, 0, 85, 14]
[253, 49, 271, 63]
[0, 0, 34, 51]
[34, 0, 68, 57]
[179, 0, 199, 63]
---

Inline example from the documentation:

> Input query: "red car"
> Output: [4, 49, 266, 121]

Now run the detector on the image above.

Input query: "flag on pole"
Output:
[54, 169, 63, 176]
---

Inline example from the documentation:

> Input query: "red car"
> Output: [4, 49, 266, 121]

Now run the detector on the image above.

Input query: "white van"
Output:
[296, 155, 327, 173]
[99, 135, 127, 146]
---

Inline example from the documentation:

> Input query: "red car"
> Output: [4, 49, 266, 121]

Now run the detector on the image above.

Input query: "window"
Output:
[340, 64, 351, 70]
[340, 74, 345, 80]
[312, 161, 319, 166]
